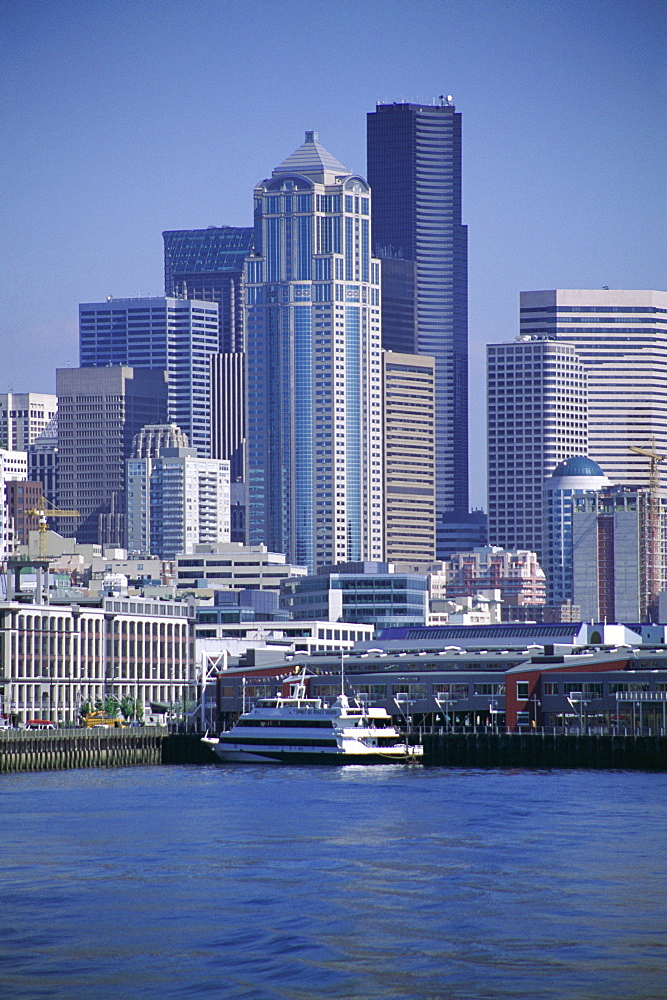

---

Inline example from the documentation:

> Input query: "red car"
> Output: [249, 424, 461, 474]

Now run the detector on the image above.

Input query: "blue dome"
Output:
[552, 456, 607, 478]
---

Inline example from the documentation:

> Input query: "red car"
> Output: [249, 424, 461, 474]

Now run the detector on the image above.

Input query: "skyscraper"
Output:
[79, 296, 219, 457]
[519, 290, 667, 490]
[163, 227, 255, 480]
[245, 131, 384, 572]
[382, 350, 436, 570]
[56, 366, 167, 544]
[487, 337, 588, 557]
[367, 99, 468, 527]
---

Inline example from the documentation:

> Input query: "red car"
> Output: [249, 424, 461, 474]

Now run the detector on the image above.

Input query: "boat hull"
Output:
[204, 740, 419, 766]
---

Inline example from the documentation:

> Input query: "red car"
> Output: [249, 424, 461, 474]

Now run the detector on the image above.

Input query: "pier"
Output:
[422, 732, 667, 771]
[0, 728, 165, 773]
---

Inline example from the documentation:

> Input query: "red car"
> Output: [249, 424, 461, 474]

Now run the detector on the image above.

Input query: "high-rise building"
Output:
[163, 227, 254, 353]
[542, 456, 611, 606]
[519, 290, 667, 490]
[163, 227, 256, 482]
[382, 350, 435, 570]
[56, 366, 168, 544]
[244, 131, 384, 572]
[487, 337, 588, 557]
[0, 393, 57, 452]
[79, 296, 219, 457]
[572, 486, 667, 623]
[126, 424, 230, 559]
[367, 99, 468, 525]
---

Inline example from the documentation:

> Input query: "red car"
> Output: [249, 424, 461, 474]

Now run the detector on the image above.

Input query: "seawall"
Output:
[423, 732, 667, 771]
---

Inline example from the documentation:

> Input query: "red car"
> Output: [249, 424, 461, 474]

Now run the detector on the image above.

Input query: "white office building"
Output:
[0, 393, 58, 453]
[487, 337, 588, 557]
[127, 430, 230, 560]
[520, 289, 667, 490]
[0, 450, 28, 560]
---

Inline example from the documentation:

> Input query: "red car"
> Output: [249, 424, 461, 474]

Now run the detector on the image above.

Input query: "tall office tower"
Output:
[367, 99, 469, 529]
[487, 338, 588, 557]
[79, 297, 219, 457]
[0, 393, 57, 451]
[520, 290, 667, 489]
[542, 456, 611, 606]
[245, 131, 384, 572]
[382, 351, 436, 570]
[56, 367, 168, 544]
[126, 424, 230, 559]
[163, 227, 254, 351]
[163, 227, 255, 481]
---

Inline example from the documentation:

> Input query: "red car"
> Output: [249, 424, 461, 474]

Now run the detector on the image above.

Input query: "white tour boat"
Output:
[202, 673, 421, 766]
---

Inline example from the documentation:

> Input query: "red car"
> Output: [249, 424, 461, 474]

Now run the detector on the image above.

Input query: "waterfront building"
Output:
[174, 542, 307, 593]
[79, 296, 219, 457]
[572, 486, 667, 623]
[126, 423, 230, 559]
[519, 289, 667, 490]
[0, 593, 195, 726]
[542, 456, 612, 606]
[0, 393, 58, 452]
[280, 561, 429, 630]
[382, 351, 436, 570]
[56, 366, 168, 545]
[163, 226, 255, 481]
[487, 337, 588, 557]
[367, 98, 468, 527]
[244, 130, 383, 572]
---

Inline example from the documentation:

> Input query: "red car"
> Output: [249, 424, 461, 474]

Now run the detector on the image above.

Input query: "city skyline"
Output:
[2, 0, 664, 507]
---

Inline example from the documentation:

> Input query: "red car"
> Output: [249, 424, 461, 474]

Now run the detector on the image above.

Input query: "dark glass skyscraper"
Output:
[163, 226, 255, 480]
[367, 99, 469, 534]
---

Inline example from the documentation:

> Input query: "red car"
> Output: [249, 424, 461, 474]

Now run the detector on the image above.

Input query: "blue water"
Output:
[0, 765, 665, 1000]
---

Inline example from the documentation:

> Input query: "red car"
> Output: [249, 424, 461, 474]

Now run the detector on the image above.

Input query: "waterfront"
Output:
[1, 765, 665, 1000]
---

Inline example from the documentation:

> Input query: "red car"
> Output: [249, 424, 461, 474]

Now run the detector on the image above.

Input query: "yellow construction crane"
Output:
[26, 498, 81, 559]
[629, 440, 665, 618]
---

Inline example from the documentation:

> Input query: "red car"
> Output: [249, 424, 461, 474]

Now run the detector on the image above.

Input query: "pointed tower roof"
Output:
[272, 131, 350, 183]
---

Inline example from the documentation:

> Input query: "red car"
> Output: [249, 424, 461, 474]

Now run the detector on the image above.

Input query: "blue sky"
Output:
[1, 0, 665, 505]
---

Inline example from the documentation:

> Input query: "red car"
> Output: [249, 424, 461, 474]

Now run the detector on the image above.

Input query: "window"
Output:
[516, 681, 529, 700]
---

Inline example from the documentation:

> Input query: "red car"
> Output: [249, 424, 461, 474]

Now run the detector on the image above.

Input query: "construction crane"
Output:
[629, 440, 665, 618]
[26, 498, 81, 559]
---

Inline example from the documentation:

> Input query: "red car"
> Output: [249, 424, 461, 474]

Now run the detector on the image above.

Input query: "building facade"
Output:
[572, 487, 667, 623]
[127, 445, 230, 560]
[244, 130, 384, 572]
[440, 546, 547, 609]
[519, 289, 667, 490]
[542, 456, 611, 605]
[382, 350, 435, 570]
[280, 562, 429, 630]
[487, 337, 588, 556]
[367, 99, 468, 526]
[0, 393, 58, 452]
[163, 226, 255, 482]
[175, 542, 307, 593]
[56, 366, 168, 545]
[79, 296, 219, 457]
[0, 450, 28, 560]
[0, 595, 195, 726]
